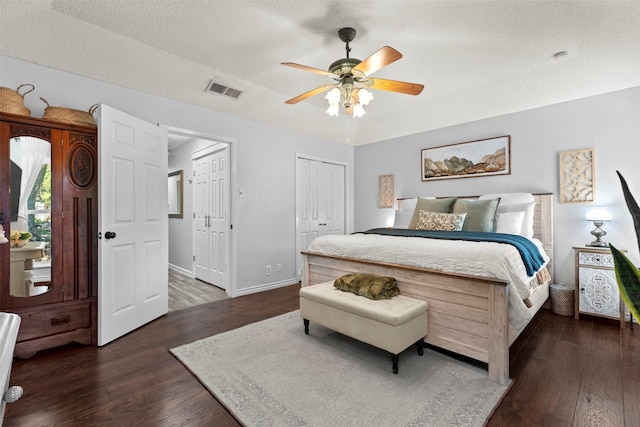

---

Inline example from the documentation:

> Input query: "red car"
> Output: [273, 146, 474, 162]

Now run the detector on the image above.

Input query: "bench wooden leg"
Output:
[391, 353, 399, 374]
[303, 319, 309, 335]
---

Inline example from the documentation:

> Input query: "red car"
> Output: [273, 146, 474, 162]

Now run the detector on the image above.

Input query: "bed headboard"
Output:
[397, 193, 554, 280]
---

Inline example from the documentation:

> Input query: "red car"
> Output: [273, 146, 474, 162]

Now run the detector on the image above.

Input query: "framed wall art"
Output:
[378, 174, 394, 208]
[421, 135, 511, 181]
[559, 148, 594, 203]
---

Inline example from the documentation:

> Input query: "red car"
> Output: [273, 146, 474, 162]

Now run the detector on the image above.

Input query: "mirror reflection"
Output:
[9, 136, 52, 297]
[168, 170, 183, 218]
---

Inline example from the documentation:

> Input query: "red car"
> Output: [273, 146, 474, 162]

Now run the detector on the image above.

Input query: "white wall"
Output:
[1, 55, 354, 296]
[354, 87, 640, 286]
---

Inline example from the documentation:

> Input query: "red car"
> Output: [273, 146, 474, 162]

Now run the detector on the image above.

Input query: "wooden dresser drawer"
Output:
[577, 251, 614, 268]
[15, 300, 92, 342]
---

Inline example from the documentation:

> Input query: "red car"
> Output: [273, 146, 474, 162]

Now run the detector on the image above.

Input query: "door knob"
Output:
[104, 231, 117, 240]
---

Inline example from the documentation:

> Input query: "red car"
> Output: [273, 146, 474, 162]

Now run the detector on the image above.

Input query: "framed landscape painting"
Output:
[421, 135, 511, 181]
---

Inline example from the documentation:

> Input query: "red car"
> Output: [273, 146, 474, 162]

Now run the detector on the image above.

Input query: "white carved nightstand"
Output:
[573, 246, 626, 329]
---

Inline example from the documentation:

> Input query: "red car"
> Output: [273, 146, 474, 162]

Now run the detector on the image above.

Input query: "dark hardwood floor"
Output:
[4, 284, 639, 426]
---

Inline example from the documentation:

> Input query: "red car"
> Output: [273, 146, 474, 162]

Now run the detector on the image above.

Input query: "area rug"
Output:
[170, 310, 509, 427]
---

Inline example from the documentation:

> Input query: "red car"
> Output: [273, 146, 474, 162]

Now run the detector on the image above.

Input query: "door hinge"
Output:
[230, 224, 233, 230]
[193, 255, 195, 261]
[193, 212, 195, 219]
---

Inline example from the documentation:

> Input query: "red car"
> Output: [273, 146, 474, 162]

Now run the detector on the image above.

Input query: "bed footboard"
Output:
[302, 252, 511, 385]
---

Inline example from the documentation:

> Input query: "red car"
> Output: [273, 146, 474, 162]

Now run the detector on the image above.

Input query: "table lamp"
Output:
[585, 207, 612, 247]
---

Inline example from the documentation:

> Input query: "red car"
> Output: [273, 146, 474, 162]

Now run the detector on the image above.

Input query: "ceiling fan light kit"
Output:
[282, 27, 424, 118]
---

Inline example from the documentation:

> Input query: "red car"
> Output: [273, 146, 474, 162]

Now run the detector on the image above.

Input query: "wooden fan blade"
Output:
[285, 85, 336, 104]
[370, 77, 424, 95]
[281, 62, 338, 78]
[352, 46, 402, 76]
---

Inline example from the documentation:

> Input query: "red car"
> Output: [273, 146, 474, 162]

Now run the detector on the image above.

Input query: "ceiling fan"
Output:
[282, 27, 424, 117]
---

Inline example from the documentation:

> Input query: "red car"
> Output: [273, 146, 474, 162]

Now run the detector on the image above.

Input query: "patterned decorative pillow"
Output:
[415, 211, 467, 231]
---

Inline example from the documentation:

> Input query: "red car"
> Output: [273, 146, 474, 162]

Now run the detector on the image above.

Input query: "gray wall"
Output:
[4, 54, 638, 293]
[354, 87, 640, 286]
[1, 55, 354, 296]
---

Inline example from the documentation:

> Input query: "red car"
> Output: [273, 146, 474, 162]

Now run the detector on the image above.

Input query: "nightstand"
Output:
[573, 246, 626, 329]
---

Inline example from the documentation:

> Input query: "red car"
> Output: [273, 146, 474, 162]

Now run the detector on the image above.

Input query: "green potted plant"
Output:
[609, 171, 640, 322]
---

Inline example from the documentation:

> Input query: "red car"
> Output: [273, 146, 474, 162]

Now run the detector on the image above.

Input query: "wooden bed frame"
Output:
[301, 193, 553, 385]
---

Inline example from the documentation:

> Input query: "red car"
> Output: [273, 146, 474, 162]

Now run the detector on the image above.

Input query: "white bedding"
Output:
[307, 233, 550, 331]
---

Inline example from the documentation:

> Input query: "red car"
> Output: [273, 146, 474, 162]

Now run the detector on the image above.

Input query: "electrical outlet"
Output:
[276, 263, 282, 272]
[265, 265, 271, 276]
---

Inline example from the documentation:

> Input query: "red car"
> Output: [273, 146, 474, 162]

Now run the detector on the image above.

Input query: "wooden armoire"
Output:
[0, 112, 97, 358]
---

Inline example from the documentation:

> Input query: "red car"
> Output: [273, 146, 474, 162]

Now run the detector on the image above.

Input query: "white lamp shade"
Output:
[358, 89, 374, 105]
[585, 207, 612, 221]
[326, 88, 341, 103]
[352, 103, 366, 118]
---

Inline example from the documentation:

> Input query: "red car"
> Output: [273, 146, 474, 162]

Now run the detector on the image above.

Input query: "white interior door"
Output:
[98, 104, 168, 346]
[193, 145, 229, 290]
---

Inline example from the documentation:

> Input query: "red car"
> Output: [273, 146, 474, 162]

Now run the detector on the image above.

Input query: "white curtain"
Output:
[16, 137, 49, 222]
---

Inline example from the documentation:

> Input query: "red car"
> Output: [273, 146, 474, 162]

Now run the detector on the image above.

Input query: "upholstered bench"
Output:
[299, 281, 428, 374]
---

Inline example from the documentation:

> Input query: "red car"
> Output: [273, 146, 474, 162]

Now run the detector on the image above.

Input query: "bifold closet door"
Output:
[296, 158, 345, 277]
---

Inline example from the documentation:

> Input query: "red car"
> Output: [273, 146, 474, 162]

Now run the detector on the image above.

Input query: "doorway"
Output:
[167, 127, 233, 299]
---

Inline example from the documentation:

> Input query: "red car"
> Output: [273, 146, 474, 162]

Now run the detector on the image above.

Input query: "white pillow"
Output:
[393, 209, 414, 228]
[499, 202, 536, 238]
[399, 198, 418, 214]
[479, 193, 535, 238]
[495, 211, 525, 235]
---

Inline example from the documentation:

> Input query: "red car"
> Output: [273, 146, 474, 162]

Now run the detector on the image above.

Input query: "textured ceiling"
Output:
[1, 1, 639, 146]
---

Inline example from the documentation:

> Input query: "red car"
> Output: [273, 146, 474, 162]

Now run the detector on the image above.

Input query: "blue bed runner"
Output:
[357, 228, 546, 277]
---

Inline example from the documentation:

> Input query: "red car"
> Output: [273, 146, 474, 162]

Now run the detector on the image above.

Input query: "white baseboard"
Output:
[232, 278, 299, 297]
[169, 263, 192, 277]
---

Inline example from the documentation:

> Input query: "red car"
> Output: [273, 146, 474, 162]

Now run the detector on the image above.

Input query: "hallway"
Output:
[168, 269, 228, 312]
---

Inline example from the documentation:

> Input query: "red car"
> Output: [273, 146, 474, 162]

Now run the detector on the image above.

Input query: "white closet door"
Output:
[193, 156, 210, 282]
[207, 148, 228, 290]
[328, 163, 345, 235]
[193, 146, 229, 290]
[296, 158, 311, 277]
[296, 157, 346, 278]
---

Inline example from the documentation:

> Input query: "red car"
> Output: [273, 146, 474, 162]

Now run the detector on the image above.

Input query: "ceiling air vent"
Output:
[205, 81, 243, 100]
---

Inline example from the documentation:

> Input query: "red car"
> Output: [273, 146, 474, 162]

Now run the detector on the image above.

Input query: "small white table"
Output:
[10, 241, 45, 297]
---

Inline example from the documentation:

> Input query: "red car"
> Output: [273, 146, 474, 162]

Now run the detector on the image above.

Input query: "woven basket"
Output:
[0, 84, 34, 116]
[550, 283, 574, 316]
[41, 97, 98, 128]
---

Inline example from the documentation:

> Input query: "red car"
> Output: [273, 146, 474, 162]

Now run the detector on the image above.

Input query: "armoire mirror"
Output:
[9, 136, 52, 297]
